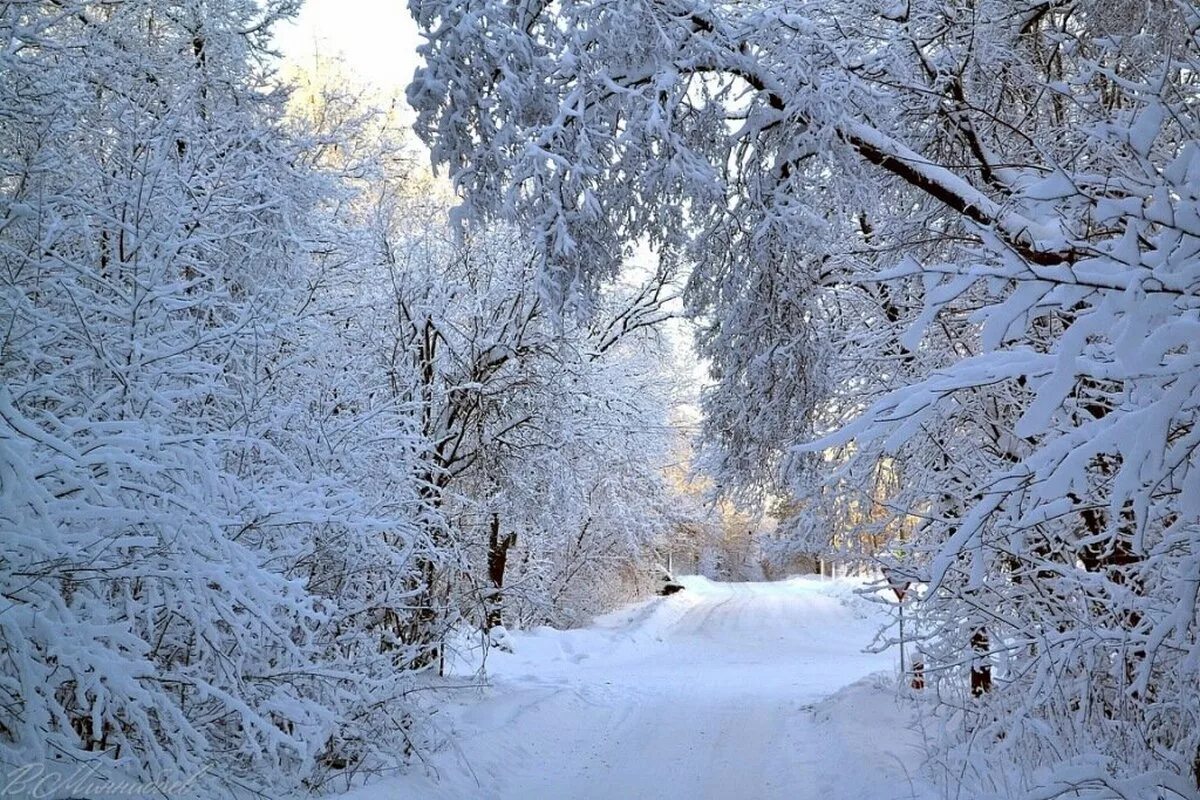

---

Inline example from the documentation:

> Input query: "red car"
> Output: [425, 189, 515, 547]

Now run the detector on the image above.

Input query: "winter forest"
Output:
[1, 0, 1197, 798]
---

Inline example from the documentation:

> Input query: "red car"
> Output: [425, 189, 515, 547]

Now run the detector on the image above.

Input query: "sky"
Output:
[272, 0, 423, 109]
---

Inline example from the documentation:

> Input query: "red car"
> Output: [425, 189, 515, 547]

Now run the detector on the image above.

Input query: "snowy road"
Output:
[341, 577, 928, 800]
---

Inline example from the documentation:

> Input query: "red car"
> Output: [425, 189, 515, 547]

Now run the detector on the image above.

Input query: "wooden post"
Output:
[883, 567, 913, 688]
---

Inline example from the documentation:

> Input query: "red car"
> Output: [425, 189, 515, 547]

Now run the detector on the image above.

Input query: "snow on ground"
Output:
[336, 576, 931, 800]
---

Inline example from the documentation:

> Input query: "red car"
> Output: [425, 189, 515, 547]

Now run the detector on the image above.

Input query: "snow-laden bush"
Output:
[0, 2, 435, 792]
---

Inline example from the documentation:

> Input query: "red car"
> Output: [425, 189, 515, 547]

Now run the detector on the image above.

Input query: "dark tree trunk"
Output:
[971, 627, 992, 696]
[486, 514, 517, 630]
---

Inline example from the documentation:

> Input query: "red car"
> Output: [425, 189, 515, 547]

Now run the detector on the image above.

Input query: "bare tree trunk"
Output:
[486, 514, 517, 630]
[971, 627, 992, 696]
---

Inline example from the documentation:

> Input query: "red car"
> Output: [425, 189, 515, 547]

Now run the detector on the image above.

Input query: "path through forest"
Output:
[340, 577, 930, 800]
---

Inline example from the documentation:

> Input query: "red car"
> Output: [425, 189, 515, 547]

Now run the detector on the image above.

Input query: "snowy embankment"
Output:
[335, 576, 930, 800]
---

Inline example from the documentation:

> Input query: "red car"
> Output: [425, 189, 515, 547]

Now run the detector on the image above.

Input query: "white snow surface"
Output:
[336, 576, 930, 800]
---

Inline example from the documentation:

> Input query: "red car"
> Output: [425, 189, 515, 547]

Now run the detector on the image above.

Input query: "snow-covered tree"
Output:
[363, 191, 684, 637]
[410, 0, 1200, 793]
[288, 42, 692, 656]
[0, 2, 435, 792]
